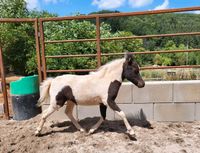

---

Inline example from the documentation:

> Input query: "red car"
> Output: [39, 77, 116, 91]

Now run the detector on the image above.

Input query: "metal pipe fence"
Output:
[0, 19, 41, 119]
[1, 6, 200, 119]
[39, 6, 200, 79]
[0, 18, 42, 82]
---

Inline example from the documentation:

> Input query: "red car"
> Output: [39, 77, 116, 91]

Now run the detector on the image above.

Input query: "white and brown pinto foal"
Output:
[35, 53, 145, 136]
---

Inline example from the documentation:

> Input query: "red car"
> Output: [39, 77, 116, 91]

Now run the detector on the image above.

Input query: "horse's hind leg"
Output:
[35, 104, 58, 136]
[65, 101, 84, 132]
[88, 103, 107, 134]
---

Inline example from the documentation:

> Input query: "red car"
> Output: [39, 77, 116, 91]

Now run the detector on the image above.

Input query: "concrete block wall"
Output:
[42, 80, 200, 122]
[0, 103, 3, 114]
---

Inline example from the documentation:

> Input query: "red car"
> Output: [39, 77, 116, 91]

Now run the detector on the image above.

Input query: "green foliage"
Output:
[1, 5, 200, 78]
[153, 40, 188, 66]
[26, 20, 144, 74]
[90, 10, 122, 32]
[0, 0, 57, 75]
[118, 13, 200, 49]
[0, 0, 28, 18]
[0, 0, 31, 74]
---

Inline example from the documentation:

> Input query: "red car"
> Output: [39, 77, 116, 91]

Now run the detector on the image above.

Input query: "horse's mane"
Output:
[90, 58, 125, 77]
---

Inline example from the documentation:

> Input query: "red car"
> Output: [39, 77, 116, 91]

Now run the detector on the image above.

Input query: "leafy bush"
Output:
[26, 20, 144, 74]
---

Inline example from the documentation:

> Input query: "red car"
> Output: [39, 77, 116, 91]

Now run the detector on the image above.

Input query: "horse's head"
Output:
[122, 53, 145, 88]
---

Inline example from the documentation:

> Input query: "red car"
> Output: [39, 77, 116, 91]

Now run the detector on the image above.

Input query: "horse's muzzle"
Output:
[137, 81, 145, 88]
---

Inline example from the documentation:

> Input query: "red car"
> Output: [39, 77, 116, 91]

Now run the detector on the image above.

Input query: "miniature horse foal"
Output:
[35, 53, 145, 136]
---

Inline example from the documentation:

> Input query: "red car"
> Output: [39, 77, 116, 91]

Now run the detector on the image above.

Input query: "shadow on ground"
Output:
[40, 109, 152, 138]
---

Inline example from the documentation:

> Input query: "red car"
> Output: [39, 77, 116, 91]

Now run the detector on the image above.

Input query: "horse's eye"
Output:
[135, 69, 139, 74]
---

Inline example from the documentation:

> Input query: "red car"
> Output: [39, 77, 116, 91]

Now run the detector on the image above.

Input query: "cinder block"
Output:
[114, 104, 153, 120]
[42, 104, 77, 121]
[195, 103, 200, 121]
[133, 81, 173, 103]
[0, 103, 4, 114]
[173, 81, 200, 102]
[154, 103, 195, 121]
[77, 105, 114, 120]
[116, 82, 132, 104]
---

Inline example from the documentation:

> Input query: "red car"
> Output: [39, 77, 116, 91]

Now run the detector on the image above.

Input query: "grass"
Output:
[141, 68, 200, 81]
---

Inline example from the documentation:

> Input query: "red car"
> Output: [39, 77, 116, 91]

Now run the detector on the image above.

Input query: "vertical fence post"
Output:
[0, 47, 9, 119]
[96, 16, 101, 67]
[34, 18, 42, 83]
[39, 19, 47, 80]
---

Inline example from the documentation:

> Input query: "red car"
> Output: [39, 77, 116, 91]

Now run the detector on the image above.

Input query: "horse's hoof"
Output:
[88, 129, 95, 134]
[35, 131, 41, 136]
[127, 129, 135, 137]
[79, 128, 85, 133]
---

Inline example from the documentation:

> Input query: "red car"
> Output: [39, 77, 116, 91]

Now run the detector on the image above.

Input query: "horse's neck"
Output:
[94, 59, 124, 82]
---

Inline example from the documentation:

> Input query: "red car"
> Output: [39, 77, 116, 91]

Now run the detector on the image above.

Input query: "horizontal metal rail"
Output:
[101, 32, 200, 41]
[44, 31, 200, 44]
[103, 49, 200, 56]
[45, 49, 200, 58]
[45, 38, 96, 44]
[40, 7, 200, 22]
[46, 69, 96, 73]
[97, 7, 200, 18]
[0, 18, 36, 23]
[141, 65, 200, 70]
[46, 65, 200, 73]
[46, 54, 97, 58]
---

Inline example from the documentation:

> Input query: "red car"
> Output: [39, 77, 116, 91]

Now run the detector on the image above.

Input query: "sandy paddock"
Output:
[0, 114, 200, 153]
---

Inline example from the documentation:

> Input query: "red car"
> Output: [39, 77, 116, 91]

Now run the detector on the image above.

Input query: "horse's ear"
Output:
[125, 52, 133, 65]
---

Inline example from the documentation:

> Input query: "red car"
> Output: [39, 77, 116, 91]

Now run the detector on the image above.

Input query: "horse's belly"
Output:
[77, 96, 102, 105]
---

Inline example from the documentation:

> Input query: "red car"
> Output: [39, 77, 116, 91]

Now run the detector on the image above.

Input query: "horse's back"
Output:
[49, 74, 106, 105]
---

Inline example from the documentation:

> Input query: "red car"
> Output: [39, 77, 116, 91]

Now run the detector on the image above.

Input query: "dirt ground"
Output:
[0, 114, 200, 153]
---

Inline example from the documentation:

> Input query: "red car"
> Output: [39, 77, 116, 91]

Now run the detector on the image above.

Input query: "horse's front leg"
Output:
[108, 99, 135, 136]
[106, 80, 135, 136]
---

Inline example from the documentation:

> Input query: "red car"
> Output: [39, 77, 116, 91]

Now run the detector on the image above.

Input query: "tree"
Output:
[89, 10, 122, 32]
[26, 21, 145, 74]
[0, 0, 30, 74]
[0, 0, 57, 75]
[0, 0, 28, 18]
[153, 40, 188, 66]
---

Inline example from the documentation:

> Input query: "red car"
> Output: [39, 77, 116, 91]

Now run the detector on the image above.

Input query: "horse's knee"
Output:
[107, 100, 121, 112]
[114, 110, 127, 120]
[117, 111, 126, 119]
[65, 107, 74, 118]
[41, 105, 57, 119]
[65, 109, 71, 116]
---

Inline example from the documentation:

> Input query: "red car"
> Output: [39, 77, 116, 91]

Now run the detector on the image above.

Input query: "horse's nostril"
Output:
[138, 81, 145, 88]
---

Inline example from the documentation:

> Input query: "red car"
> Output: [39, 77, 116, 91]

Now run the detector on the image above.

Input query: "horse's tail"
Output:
[36, 78, 53, 107]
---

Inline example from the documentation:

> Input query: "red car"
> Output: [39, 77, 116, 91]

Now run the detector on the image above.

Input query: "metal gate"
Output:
[38, 6, 200, 80]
